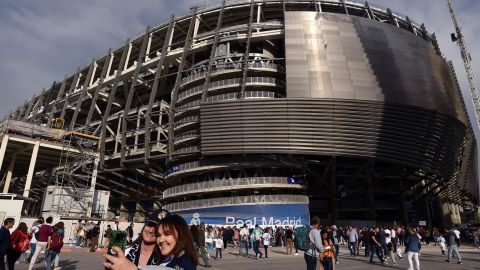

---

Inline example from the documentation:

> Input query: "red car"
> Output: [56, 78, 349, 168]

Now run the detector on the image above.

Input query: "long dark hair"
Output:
[156, 215, 199, 266]
[16, 222, 28, 233]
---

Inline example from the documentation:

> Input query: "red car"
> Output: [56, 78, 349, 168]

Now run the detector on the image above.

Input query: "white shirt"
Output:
[30, 225, 40, 244]
[262, 233, 270, 246]
[437, 236, 446, 248]
[240, 228, 249, 240]
[215, 238, 223, 248]
[384, 229, 391, 243]
[205, 232, 213, 243]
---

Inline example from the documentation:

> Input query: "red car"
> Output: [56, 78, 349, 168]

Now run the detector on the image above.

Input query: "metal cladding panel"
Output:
[285, 12, 468, 126]
[200, 99, 466, 179]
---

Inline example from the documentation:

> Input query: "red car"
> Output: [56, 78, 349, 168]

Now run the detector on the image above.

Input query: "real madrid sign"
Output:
[174, 204, 310, 227]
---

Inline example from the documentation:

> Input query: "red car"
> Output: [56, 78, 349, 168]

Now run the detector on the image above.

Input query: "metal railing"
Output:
[163, 176, 303, 198]
[164, 194, 309, 212]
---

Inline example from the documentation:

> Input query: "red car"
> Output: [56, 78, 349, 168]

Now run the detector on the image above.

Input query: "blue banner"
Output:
[173, 204, 310, 227]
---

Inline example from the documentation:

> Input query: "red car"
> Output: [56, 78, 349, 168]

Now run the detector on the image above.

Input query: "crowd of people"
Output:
[1, 212, 479, 270]
[0, 217, 65, 270]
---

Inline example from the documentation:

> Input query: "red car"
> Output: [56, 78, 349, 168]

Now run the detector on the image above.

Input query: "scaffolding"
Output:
[49, 126, 100, 218]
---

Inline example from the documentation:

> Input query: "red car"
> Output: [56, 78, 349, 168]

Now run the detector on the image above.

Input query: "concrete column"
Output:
[23, 141, 40, 197]
[134, 201, 146, 222]
[145, 33, 153, 60]
[167, 24, 175, 52]
[3, 153, 17, 193]
[193, 15, 200, 40]
[123, 42, 133, 70]
[86, 156, 100, 217]
[0, 135, 9, 175]
[119, 202, 129, 221]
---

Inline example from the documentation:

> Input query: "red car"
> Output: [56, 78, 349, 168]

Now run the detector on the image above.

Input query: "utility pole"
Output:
[447, 0, 479, 128]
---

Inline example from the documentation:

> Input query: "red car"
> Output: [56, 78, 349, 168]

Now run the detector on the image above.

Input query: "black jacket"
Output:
[0, 226, 11, 256]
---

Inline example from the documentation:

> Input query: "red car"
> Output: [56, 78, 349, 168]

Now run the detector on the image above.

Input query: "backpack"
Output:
[13, 235, 30, 253]
[49, 232, 64, 252]
[294, 226, 312, 251]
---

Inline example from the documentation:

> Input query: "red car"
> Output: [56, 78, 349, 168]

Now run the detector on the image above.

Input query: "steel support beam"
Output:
[86, 49, 113, 126]
[121, 27, 150, 165]
[240, 0, 255, 99]
[22, 96, 36, 121]
[67, 68, 82, 95]
[167, 7, 198, 161]
[145, 16, 175, 163]
[69, 61, 96, 130]
[99, 39, 131, 167]
[341, 0, 349, 15]
[30, 89, 47, 121]
[201, 0, 226, 102]
[48, 77, 68, 126]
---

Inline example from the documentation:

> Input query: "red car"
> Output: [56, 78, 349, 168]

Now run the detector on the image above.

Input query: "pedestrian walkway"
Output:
[12, 245, 480, 270]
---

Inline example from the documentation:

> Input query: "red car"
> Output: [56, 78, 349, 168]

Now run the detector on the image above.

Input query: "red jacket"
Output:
[11, 229, 29, 251]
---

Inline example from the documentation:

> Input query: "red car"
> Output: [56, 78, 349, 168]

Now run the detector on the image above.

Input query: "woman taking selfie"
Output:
[104, 215, 198, 270]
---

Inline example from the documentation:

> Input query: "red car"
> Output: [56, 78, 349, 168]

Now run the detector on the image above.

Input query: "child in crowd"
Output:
[215, 235, 224, 260]
[437, 234, 446, 257]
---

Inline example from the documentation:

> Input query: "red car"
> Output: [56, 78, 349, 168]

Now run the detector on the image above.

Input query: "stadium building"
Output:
[1, 0, 478, 226]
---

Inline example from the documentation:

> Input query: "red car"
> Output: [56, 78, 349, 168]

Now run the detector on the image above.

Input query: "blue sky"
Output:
[0, 0, 478, 134]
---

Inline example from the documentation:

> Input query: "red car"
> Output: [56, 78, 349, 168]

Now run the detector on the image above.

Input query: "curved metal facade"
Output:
[5, 0, 477, 224]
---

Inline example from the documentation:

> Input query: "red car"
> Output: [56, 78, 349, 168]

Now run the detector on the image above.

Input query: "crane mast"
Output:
[447, 0, 479, 128]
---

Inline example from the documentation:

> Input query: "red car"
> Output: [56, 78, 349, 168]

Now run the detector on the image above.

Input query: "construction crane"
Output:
[447, 0, 479, 128]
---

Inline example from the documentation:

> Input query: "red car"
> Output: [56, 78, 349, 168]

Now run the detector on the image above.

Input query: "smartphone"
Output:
[107, 230, 127, 255]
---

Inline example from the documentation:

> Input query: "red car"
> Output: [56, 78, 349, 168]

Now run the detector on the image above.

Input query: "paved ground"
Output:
[14, 244, 480, 270]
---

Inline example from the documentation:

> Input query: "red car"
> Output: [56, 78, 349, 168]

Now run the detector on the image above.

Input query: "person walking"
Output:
[320, 230, 335, 270]
[362, 227, 370, 257]
[223, 226, 231, 250]
[0, 218, 15, 270]
[45, 223, 64, 270]
[74, 220, 82, 248]
[445, 228, 462, 264]
[405, 227, 421, 270]
[198, 223, 212, 267]
[251, 224, 263, 259]
[205, 228, 214, 258]
[28, 216, 53, 270]
[304, 216, 325, 270]
[27, 220, 39, 263]
[262, 228, 270, 259]
[9, 222, 29, 269]
[233, 227, 239, 248]
[330, 225, 340, 264]
[369, 226, 385, 264]
[285, 226, 294, 255]
[437, 234, 446, 257]
[89, 223, 100, 252]
[346, 225, 358, 256]
[214, 234, 223, 259]
[103, 225, 112, 248]
[239, 225, 249, 258]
